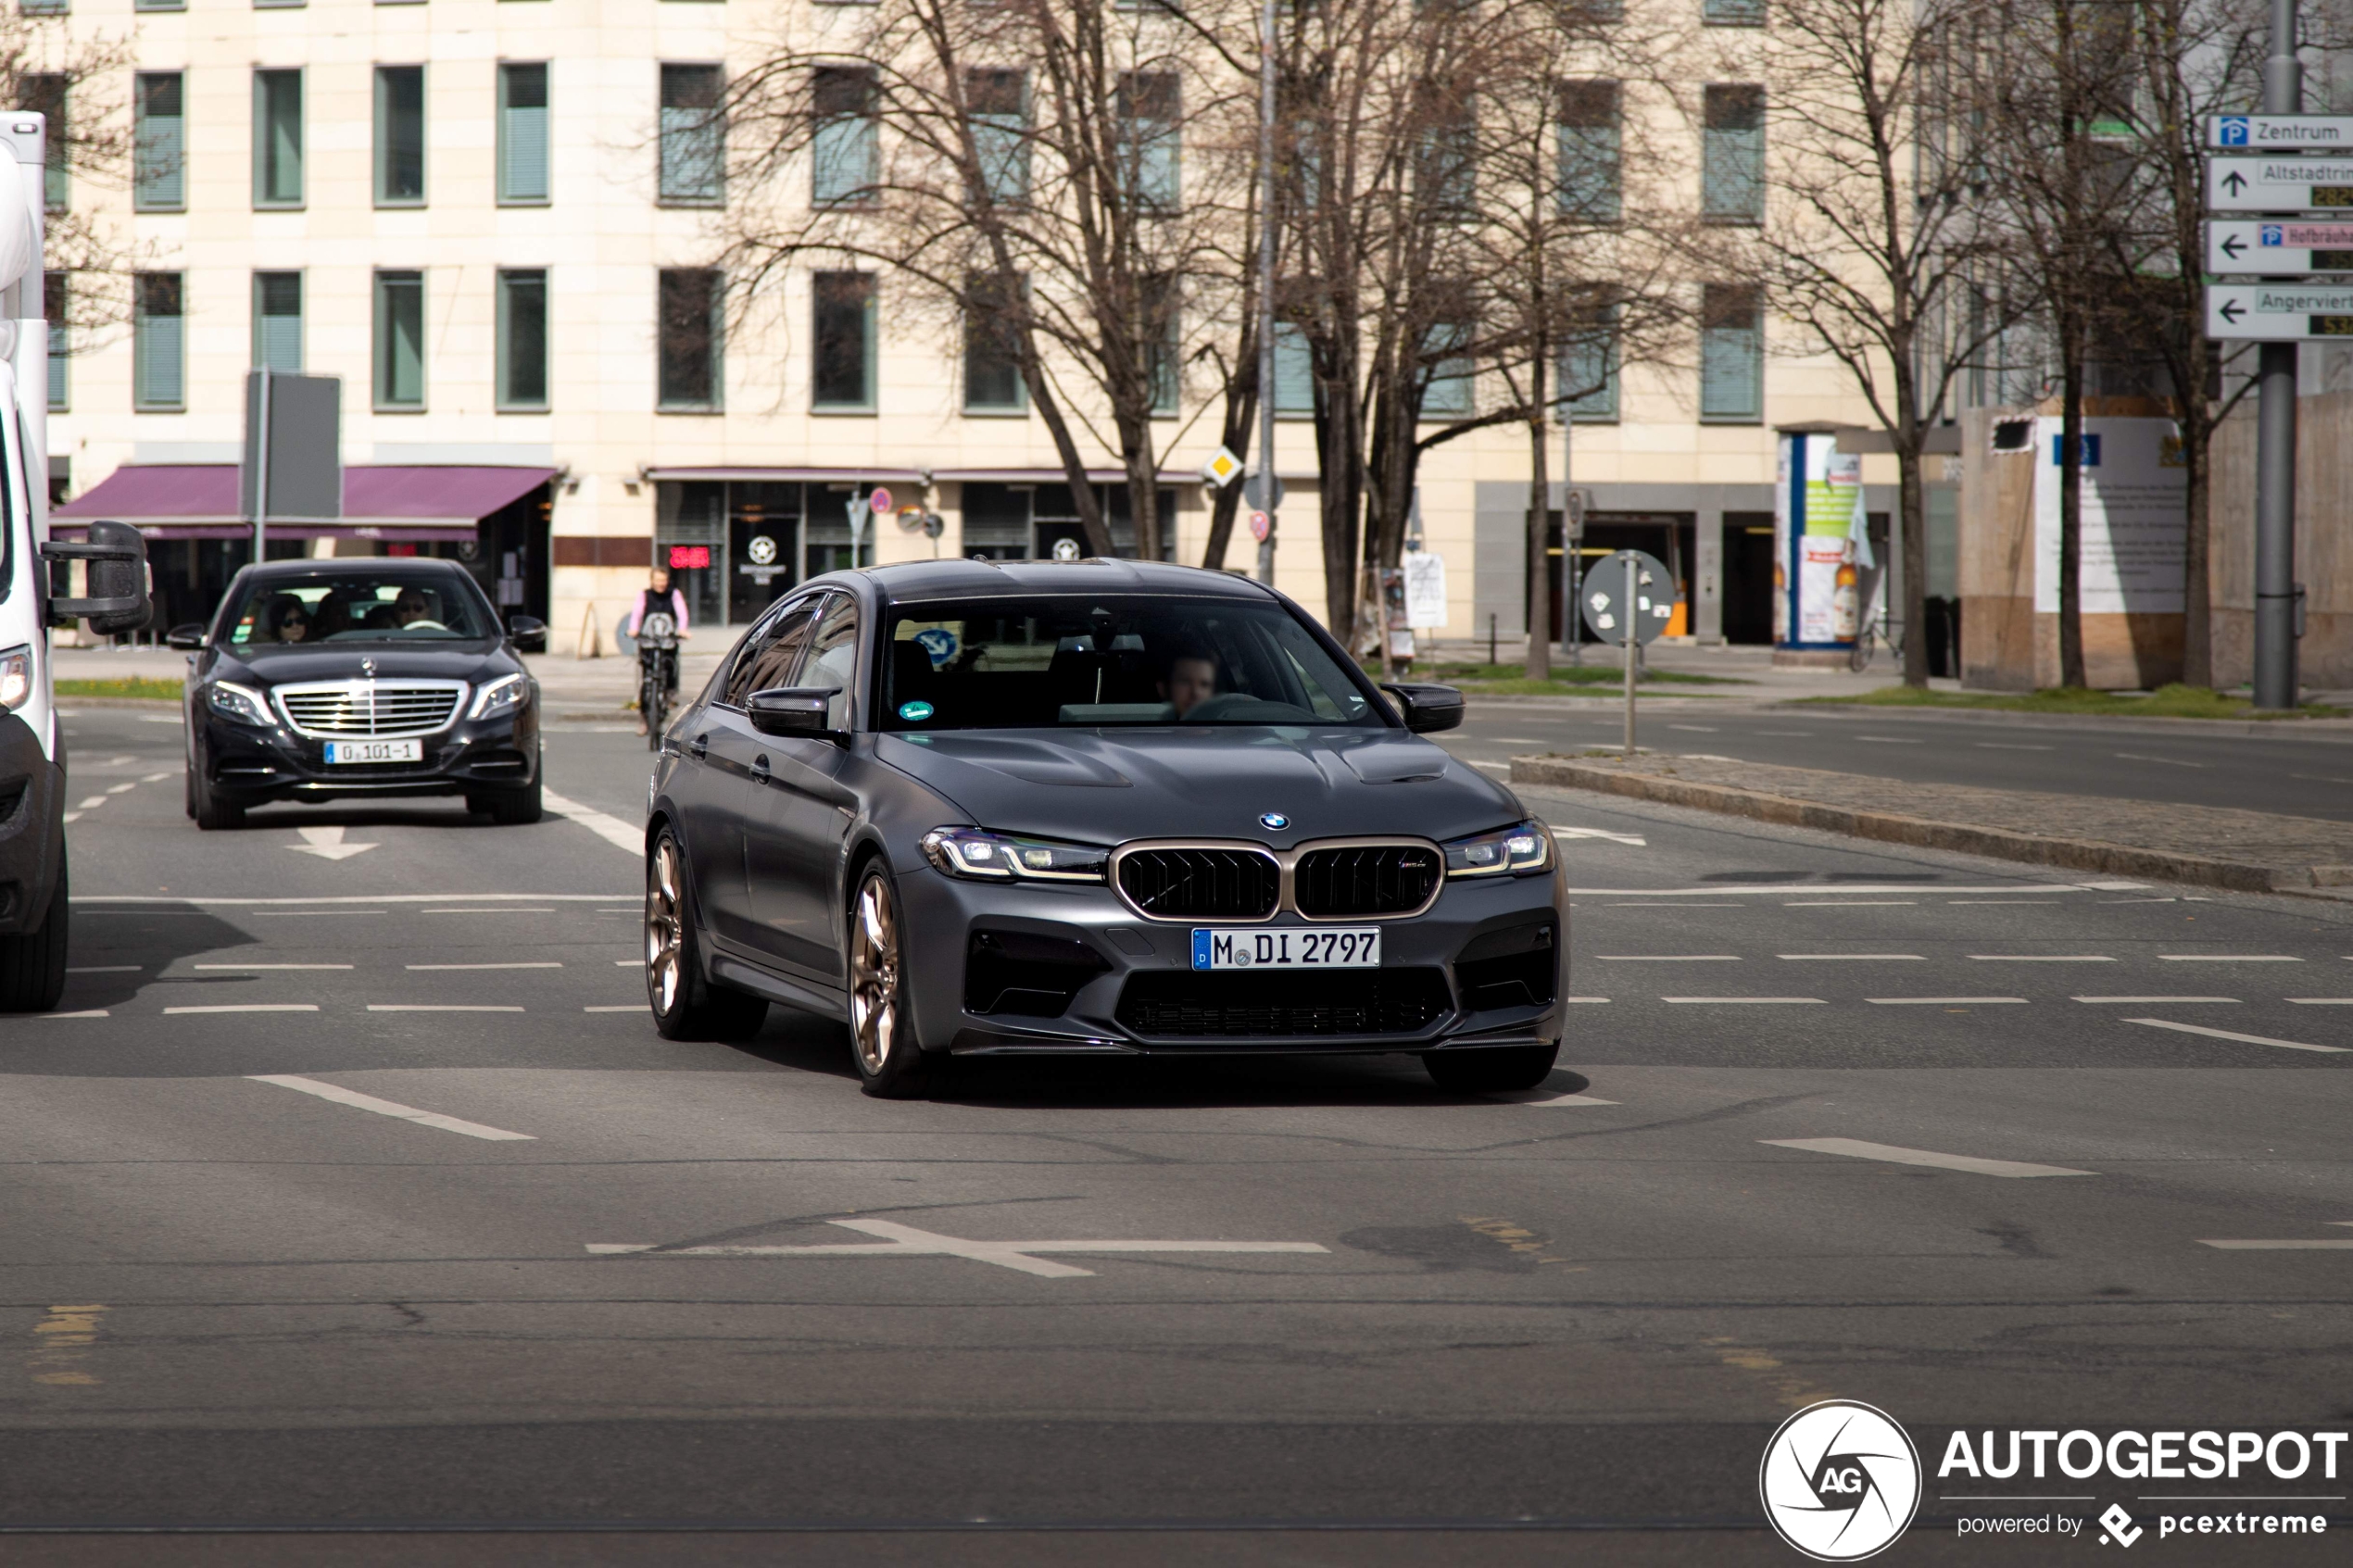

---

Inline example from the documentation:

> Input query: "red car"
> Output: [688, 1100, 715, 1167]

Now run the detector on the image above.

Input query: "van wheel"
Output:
[0, 862, 69, 1012]
[1423, 1042, 1560, 1093]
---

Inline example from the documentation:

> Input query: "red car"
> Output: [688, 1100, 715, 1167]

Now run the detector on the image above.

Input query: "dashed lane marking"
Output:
[406, 962, 564, 971]
[1470, 760, 1510, 772]
[425, 908, 556, 914]
[2116, 752, 2205, 769]
[1556, 884, 2130, 897]
[614, 959, 638, 967]
[1855, 736, 1924, 745]
[42, 1010, 107, 1019]
[1663, 997, 1826, 1005]
[1970, 954, 2116, 962]
[72, 893, 633, 906]
[2290, 998, 2353, 1005]
[1551, 826, 1648, 847]
[367, 1005, 526, 1013]
[2201, 1240, 2353, 1250]
[2075, 996, 2238, 1004]
[1761, 1137, 2096, 1178]
[1785, 900, 1916, 907]
[1777, 953, 1926, 961]
[162, 1004, 320, 1015]
[105, 783, 134, 796]
[1976, 743, 2055, 751]
[1668, 724, 1718, 733]
[141, 771, 173, 783]
[74, 797, 105, 810]
[584, 1005, 641, 1012]
[194, 963, 352, 972]
[540, 789, 647, 857]
[1561, 996, 1611, 1003]
[587, 1219, 1327, 1280]
[1867, 997, 2028, 1006]
[1598, 955, 1741, 962]
[2123, 1018, 2349, 1055]
[247, 1074, 535, 1142]
[2158, 954, 2302, 963]
[1603, 902, 1742, 908]
[1499, 1091, 1621, 1106]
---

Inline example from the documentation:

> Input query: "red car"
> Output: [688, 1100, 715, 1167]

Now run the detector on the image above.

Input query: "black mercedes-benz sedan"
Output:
[171, 558, 547, 829]
[645, 558, 1568, 1098]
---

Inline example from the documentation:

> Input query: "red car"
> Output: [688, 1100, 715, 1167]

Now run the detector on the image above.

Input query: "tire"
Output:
[847, 863, 932, 1098]
[644, 671, 668, 752]
[484, 774, 543, 826]
[644, 826, 767, 1041]
[1423, 1041, 1561, 1094]
[191, 766, 244, 831]
[0, 859, 68, 1012]
[1847, 632, 1869, 674]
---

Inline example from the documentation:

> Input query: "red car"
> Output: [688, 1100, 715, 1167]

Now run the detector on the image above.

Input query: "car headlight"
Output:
[921, 826, 1109, 884]
[1443, 819, 1554, 878]
[469, 672, 529, 720]
[0, 645, 29, 711]
[206, 681, 273, 727]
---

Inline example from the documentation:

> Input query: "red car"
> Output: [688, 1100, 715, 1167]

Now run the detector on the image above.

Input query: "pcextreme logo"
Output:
[1760, 1400, 1924, 1562]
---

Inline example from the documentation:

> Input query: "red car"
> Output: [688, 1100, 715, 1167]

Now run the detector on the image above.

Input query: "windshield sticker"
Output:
[898, 700, 937, 721]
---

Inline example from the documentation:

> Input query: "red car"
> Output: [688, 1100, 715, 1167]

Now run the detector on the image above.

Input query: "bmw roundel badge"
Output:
[1259, 812, 1290, 831]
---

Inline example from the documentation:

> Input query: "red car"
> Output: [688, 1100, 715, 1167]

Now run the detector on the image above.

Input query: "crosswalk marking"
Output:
[1761, 1138, 2095, 1179]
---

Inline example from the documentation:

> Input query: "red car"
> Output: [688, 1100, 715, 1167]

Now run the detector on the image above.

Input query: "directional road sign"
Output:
[2207, 220, 2353, 274]
[2208, 157, 2353, 212]
[2208, 115, 2353, 151]
[2206, 282, 2353, 341]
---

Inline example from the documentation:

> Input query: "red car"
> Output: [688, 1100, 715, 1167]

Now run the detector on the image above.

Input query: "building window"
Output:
[1556, 81, 1619, 223]
[1273, 322, 1314, 417]
[658, 268, 722, 409]
[133, 72, 184, 211]
[967, 68, 1027, 205]
[497, 62, 549, 205]
[373, 269, 425, 409]
[1702, 84, 1765, 224]
[963, 272, 1025, 412]
[19, 76, 65, 210]
[1115, 71, 1178, 210]
[659, 63, 724, 205]
[1703, 0, 1767, 23]
[497, 269, 548, 410]
[1145, 272, 1178, 415]
[1419, 98, 1476, 217]
[134, 0, 185, 12]
[44, 272, 64, 411]
[812, 66, 879, 207]
[375, 66, 426, 206]
[133, 272, 183, 411]
[254, 270, 302, 371]
[19, 0, 66, 21]
[1699, 282, 1763, 423]
[1420, 320, 1474, 417]
[812, 271, 875, 410]
[1560, 302, 1619, 422]
[253, 69, 303, 208]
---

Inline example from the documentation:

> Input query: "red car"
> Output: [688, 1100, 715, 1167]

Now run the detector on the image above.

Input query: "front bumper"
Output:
[195, 702, 540, 804]
[898, 859, 1568, 1056]
[0, 711, 65, 934]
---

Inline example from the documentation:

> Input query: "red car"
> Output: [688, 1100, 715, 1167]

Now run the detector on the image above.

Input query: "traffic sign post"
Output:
[2208, 114, 2353, 150]
[2207, 282, 2353, 339]
[1579, 547, 1673, 757]
[2206, 156, 2353, 212]
[2207, 220, 2353, 273]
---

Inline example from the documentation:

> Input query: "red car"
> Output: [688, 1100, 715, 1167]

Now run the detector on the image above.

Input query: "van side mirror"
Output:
[746, 686, 847, 744]
[1381, 682, 1465, 734]
[43, 520, 152, 635]
[508, 614, 547, 653]
[165, 623, 208, 651]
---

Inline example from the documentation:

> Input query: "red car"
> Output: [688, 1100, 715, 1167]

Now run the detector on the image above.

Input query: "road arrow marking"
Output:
[289, 824, 378, 860]
[587, 1219, 1328, 1279]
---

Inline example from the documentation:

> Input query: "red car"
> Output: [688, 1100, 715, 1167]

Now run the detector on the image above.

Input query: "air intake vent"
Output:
[1293, 845, 1441, 918]
[1115, 847, 1280, 922]
[1116, 969, 1453, 1038]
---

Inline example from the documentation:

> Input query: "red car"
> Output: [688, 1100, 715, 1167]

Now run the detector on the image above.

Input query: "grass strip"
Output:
[55, 677, 182, 701]
[1802, 683, 2347, 720]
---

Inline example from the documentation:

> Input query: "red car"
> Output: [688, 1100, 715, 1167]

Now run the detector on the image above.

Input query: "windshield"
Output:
[218, 571, 497, 646]
[883, 595, 1382, 731]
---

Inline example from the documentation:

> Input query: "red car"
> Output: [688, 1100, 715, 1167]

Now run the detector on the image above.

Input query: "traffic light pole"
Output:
[2254, 0, 2301, 709]
[1254, 0, 1279, 587]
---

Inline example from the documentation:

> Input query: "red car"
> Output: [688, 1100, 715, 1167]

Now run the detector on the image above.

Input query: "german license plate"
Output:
[323, 739, 422, 764]
[1191, 927, 1380, 971]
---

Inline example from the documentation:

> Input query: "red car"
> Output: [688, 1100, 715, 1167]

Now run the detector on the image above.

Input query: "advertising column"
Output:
[1775, 432, 1864, 656]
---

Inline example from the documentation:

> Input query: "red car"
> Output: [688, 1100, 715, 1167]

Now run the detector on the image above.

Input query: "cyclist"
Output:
[628, 567, 693, 736]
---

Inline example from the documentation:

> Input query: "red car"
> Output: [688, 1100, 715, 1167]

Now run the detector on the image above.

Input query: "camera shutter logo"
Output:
[1758, 1399, 1920, 1562]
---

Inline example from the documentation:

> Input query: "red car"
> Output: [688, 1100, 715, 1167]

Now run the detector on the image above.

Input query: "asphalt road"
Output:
[9, 704, 2353, 1564]
[1432, 696, 2353, 822]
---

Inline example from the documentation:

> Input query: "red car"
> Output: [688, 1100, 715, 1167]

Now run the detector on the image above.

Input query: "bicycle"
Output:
[1847, 606, 1905, 673]
[637, 612, 680, 751]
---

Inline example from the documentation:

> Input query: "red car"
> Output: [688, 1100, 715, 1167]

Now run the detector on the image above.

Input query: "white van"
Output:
[0, 114, 154, 1010]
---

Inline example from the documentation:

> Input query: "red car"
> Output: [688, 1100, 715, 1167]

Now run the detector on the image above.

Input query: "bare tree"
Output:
[7, 19, 139, 340]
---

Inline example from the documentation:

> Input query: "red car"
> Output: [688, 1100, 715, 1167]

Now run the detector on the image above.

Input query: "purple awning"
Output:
[53, 464, 557, 533]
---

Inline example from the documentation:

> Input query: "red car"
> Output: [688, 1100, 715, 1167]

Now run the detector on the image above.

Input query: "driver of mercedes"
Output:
[1158, 649, 1220, 717]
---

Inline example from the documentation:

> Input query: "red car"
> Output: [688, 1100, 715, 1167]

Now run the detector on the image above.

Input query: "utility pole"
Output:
[1254, 0, 1279, 587]
[2254, 0, 2301, 709]
[251, 366, 272, 567]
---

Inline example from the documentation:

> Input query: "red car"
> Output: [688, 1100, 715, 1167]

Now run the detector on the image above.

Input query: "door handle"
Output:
[749, 754, 771, 786]
[691, 733, 709, 760]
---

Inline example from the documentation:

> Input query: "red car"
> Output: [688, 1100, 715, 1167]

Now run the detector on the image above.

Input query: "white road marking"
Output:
[586, 1218, 1327, 1280]
[1560, 996, 1611, 1003]
[1970, 954, 2115, 962]
[1785, 900, 1916, 907]
[2200, 1239, 2353, 1250]
[1556, 884, 2103, 897]
[43, 1010, 108, 1019]
[366, 1004, 527, 1013]
[137, 715, 180, 724]
[1975, 743, 2054, 751]
[1470, 760, 1510, 772]
[106, 783, 135, 795]
[1868, 997, 2028, 1005]
[74, 893, 632, 907]
[2158, 954, 2301, 962]
[65, 966, 138, 973]
[1488, 736, 1545, 744]
[1777, 953, 1925, 961]
[1678, 753, 1741, 762]
[2123, 1018, 2348, 1054]
[2075, 996, 2237, 1004]
[614, 959, 639, 966]
[75, 797, 105, 810]
[584, 1005, 642, 1012]
[1662, 996, 1825, 1005]
[2116, 752, 2204, 768]
[1605, 901, 1741, 908]
[289, 824, 378, 860]
[247, 1074, 535, 1142]
[425, 908, 556, 914]
[1667, 724, 1718, 733]
[60, 811, 80, 823]
[1498, 1091, 1622, 1106]
[193, 962, 353, 971]
[1949, 899, 2064, 906]
[541, 789, 648, 857]
[142, 771, 174, 783]
[1551, 826, 1647, 847]
[406, 961, 564, 971]
[162, 1004, 320, 1015]
[1598, 954, 1741, 961]
[1854, 736, 1923, 745]
[249, 909, 384, 917]
[1761, 1137, 2095, 1178]
[2289, 998, 2353, 1005]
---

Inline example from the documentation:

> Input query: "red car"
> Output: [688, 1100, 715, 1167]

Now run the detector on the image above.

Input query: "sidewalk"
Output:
[1511, 750, 2353, 897]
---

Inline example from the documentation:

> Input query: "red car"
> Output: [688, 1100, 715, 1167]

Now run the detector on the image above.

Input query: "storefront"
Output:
[648, 469, 929, 631]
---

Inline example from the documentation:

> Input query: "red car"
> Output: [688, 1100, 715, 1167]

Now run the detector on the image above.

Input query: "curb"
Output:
[1508, 755, 2344, 896]
[1763, 700, 2353, 743]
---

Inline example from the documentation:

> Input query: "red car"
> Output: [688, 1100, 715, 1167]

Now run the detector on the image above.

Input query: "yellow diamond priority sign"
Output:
[1201, 446, 1244, 488]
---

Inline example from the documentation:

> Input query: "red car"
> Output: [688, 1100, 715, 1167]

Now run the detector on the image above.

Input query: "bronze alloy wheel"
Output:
[646, 834, 687, 1016]
[848, 867, 929, 1097]
[643, 828, 768, 1041]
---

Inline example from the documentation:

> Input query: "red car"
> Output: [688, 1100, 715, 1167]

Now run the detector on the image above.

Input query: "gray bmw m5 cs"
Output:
[643, 558, 1568, 1098]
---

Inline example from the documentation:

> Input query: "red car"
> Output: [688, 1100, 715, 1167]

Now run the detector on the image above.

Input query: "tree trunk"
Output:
[2057, 318, 2087, 690]
[1897, 441, 1929, 687]
[1525, 356, 1552, 680]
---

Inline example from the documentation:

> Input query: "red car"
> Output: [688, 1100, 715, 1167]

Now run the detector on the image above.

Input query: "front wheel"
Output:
[1423, 1042, 1560, 1094]
[0, 859, 68, 1012]
[1846, 629, 1872, 673]
[848, 865, 931, 1098]
[191, 766, 244, 831]
[644, 828, 767, 1041]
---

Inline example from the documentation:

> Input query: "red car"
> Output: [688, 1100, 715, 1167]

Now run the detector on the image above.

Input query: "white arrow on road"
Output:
[587, 1218, 1329, 1279]
[288, 824, 378, 860]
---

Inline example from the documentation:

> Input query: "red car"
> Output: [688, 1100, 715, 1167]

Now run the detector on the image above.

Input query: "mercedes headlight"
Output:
[921, 826, 1109, 884]
[0, 645, 28, 711]
[205, 681, 273, 727]
[468, 672, 529, 720]
[1443, 819, 1554, 878]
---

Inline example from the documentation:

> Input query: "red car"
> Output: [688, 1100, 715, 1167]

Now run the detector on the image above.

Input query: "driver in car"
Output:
[391, 588, 447, 632]
[1158, 648, 1220, 717]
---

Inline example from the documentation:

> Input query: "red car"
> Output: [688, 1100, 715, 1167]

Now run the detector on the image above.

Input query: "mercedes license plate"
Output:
[1191, 927, 1380, 971]
[324, 739, 422, 764]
